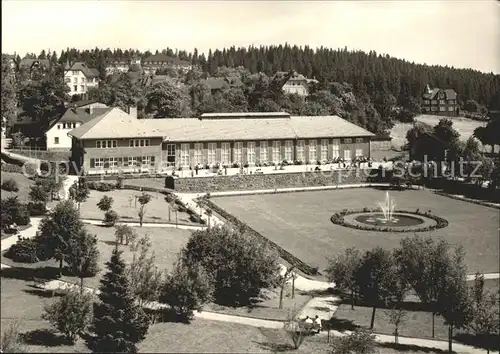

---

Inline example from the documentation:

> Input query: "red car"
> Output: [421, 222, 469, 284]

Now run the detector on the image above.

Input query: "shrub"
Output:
[87, 181, 116, 191]
[1, 178, 19, 192]
[104, 210, 119, 226]
[42, 290, 93, 343]
[180, 225, 280, 306]
[160, 262, 213, 321]
[0, 163, 23, 173]
[27, 201, 47, 216]
[1, 197, 30, 227]
[5, 236, 39, 263]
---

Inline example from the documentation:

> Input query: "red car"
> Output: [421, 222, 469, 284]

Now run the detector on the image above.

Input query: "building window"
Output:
[284, 140, 293, 161]
[57, 124, 61, 129]
[431, 106, 438, 112]
[96, 140, 117, 148]
[320, 139, 328, 161]
[356, 138, 363, 143]
[439, 106, 446, 112]
[272, 141, 281, 163]
[73, 77, 78, 83]
[194, 143, 203, 164]
[81, 77, 85, 83]
[207, 143, 216, 165]
[448, 99, 455, 104]
[221, 142, 230, 164]
[109, 157, 119, 168]
[128, 157, 138, 167]
[423, 100, 430, 104]
[72, 70, 78, 75]
[344, 149, 351, 160]
[166, 144, 176, 163]
[296, 140, 305, 161]
[80, 85, 85, 92]
[247, 142, 256, 164]
[308, 140, 317, 162]
[355, 149, 363, 157]
[234, 142, 243, 163]
[129, 139, 150, 147]
[73, 85, 77, 92]
[431, 100, 438, 104]
[344, 138, 352, 144]
[332, 139, 340, 159]
[72, 123, 76, 128]
[448, 106, 454, 111]
[260, 141, 268, 162]
[142, 156, 151, 167]
[93, 158, 104, 168]
[54, 137, 59, 144]
[180, 143, 190, 166]
[439, 99, 445, 105]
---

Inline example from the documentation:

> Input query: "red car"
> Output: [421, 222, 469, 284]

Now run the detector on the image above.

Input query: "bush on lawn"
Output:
[42, 289, 93, 344]
[188, 214, 206, 224]
[5, 236, 39, 263]
[87, 181, 116, 192]
[27, 201, 47, 216]
[1, 197, 30, 228]
[1, 178, 19, 192]
[160, 262, 213, 322]
[180, 225, 280, 306]
[104, 210, 119, 226]
[0, 163, 23, 173]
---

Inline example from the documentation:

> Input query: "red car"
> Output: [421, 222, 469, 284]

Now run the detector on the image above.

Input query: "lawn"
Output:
[1, 171, 34, 202]
[79, 189, 195, 225]
[1, 278, 451, 353]
[212, 188, 499, 274]
[1, 224, 192, 290]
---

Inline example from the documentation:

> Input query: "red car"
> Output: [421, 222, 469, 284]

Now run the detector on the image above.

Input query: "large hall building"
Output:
[68, 109, 375, 174]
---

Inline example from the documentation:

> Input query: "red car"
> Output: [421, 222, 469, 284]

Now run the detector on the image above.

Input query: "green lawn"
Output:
[1, 171, 34, 202]
[1, 224, 192, 290]
[212, 188, 498, 274]
[0, 278, 451, 353]
[79, 189, 195, 225]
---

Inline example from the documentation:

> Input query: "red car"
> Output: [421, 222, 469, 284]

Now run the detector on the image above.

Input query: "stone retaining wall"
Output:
[173, 169, 372, 193]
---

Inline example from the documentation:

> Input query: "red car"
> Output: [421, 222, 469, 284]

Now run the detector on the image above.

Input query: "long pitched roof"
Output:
[47, 107, 113, 131]
[66, 62, 99, 78]
[69, 109, 375, 141]
[422, 88, 457, 100]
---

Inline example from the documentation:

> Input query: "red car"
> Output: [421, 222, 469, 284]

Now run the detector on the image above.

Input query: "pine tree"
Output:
[91, 247, 149, 353]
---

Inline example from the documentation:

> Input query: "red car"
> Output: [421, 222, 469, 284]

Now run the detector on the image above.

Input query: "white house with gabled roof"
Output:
[64, 61, 100, 97]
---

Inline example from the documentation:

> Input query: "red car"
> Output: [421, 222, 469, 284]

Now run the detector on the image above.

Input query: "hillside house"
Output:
[64, 61, 100, 97]
[105, 57, 142, 74]
[142, 54, 192, 74]
[68, 110, 375, 175]
[18, 58, 51, 79]
[421, 85, 459, 116]
[202, 77, 244, 93]
[274, 71, 318, 97]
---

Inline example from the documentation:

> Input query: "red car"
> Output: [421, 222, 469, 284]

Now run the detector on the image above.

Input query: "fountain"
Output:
[377, 191, 397, 223]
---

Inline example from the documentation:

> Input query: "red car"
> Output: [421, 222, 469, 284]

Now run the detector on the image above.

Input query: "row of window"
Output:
[57, 123, 77, 129]
[423, 106, 455, 112]
[423, 99, 456, 105]
[176, 139, 364, 166]
[90, 156, 156, 169]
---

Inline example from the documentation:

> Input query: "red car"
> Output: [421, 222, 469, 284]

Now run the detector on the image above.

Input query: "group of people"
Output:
[301, 315, 322, 333]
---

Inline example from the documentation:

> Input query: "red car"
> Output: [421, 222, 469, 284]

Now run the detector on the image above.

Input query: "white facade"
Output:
[282, 80, 309, 96]
[46, 121, 81, 150]
[64, 70, 99, 96]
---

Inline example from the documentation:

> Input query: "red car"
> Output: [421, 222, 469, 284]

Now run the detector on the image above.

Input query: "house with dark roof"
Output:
[105, 57, 142, 75]
[142, 54, 192, 74]
[274, 71, 318, 97]
[422, 85, 459, 117]
[18, 58, 51, 79]
[64, 61, 100, 97]
[68, 109, 375, 175]
[46, 102, 111, 150]
[202, 77, 244, 93]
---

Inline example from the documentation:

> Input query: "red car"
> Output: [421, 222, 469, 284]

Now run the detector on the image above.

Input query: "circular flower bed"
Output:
[331, 208, 449, 233]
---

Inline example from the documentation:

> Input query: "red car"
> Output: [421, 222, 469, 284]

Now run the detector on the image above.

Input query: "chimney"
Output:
[128, 106, 137, 118]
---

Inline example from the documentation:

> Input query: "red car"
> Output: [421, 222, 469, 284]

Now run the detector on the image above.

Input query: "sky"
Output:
[2, 0, 499, 74]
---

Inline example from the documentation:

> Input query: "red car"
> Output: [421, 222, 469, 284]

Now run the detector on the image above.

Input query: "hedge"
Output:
[198, 198, 318, 276]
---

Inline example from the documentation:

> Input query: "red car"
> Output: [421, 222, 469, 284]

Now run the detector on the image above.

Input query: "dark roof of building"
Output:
[47, 106, 112, 131]
[66, 62, 99, 78]
[19, 58, 50, 69]
[422, 88, 457, 100]
[69, 109, 375, 141]
[143, 54, 191, 66]
[67, 99, 98, 108]
[202, 77, 243, 90]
